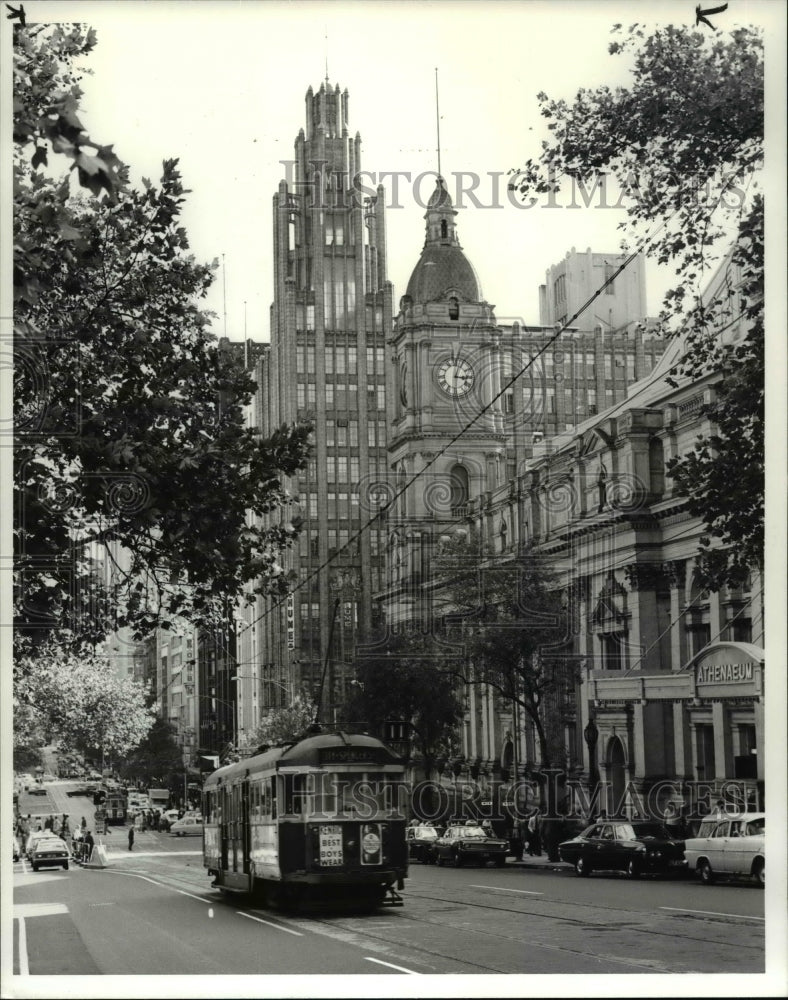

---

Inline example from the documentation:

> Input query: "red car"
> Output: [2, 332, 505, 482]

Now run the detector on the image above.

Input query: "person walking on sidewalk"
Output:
[82, 830, 94, 863]
[128, 825, 135, 851]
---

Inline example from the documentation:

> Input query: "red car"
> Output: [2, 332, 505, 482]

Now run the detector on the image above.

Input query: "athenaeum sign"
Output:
[689, 642, 763, 699]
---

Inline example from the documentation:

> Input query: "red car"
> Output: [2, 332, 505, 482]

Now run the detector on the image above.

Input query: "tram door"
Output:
[220, 786, 229, 871]
[241, 781, 250, 875]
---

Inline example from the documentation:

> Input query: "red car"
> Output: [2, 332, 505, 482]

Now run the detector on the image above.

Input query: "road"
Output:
[10, 781, 770, 983]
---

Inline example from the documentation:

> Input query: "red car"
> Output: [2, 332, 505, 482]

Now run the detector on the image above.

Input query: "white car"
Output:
[684, 812, 764, 886]
[169, 816, 204, 837]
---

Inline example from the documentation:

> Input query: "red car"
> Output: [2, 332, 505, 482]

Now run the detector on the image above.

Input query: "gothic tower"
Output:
[250, 81, 393, 726]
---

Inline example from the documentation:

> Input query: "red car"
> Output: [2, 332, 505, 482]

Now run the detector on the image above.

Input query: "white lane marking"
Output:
[236, 911, 303, 936]
[102, 869, 213, 904]
[468, 884, 543, 896]
[660, 906, 765, 921]
[14, 903, 69, 918]
[364, 957, 420, 975]
[17, 916, 29, 976]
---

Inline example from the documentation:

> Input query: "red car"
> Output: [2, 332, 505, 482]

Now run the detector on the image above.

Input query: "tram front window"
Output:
[282, 772, 405, 820]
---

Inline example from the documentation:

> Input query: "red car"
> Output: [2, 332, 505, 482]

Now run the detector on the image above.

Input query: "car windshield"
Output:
[459, 827, 487, 838]
[632, 823, 673, 839]
[414, 827, 438, 839]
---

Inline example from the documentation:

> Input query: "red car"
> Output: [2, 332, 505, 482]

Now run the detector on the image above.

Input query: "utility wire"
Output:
[236, 204, 680, 640]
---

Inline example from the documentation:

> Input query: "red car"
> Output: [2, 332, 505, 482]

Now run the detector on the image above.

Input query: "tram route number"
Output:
[319, 824, 343, 866]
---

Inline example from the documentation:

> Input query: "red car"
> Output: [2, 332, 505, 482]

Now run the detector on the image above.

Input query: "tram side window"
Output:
[284, 774, 310, 816]
[270, 777, 277, 820]
[203, 791, 212, 823]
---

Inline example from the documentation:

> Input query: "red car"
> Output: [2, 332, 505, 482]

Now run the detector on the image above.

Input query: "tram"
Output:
[202, 730, 408, 908]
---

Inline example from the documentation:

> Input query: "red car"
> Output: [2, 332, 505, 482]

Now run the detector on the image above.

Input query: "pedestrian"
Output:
[44, 815, 54, 831]
[128, 826, 135, 851]
[80, 816, 87, 833]
[141, 811, 148, 833]
[60, 814, 70, 839]
[82, 830, 94, 863]
[527, 810, 541, 856]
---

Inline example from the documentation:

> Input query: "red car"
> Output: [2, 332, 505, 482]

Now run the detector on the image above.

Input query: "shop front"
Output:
[586, 642, 764, 819]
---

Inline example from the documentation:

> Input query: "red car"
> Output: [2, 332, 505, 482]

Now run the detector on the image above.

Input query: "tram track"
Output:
[284, 877, 764, 974]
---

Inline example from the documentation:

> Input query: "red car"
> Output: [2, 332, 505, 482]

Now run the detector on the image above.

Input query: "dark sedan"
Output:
[406, 824, 441, 863]
[66, 785, 92, 797]
[559, 819, 686, 878]
[430, 823, 509, 867]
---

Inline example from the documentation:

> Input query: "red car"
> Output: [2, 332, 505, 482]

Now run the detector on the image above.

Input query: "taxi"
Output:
[28, 834, 70, 871]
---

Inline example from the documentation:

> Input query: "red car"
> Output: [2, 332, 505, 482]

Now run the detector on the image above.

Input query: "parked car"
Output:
[430, 823, 509, 867]
[406, 824, 441, 863]
[27, 785, 48, 796]
[559, 819, 686, 878]
[28, 835, 70, 871]
[169, 816, 204, 837]
[683, 813, 764, 886]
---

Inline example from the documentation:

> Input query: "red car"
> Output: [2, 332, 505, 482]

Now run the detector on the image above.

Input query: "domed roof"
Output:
[405, 243, 482, 304]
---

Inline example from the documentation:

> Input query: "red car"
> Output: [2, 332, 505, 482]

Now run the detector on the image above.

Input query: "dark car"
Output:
[559, 819, 686, 878]
[430, 823, 509, 868]
[406, 824, 442, 863]
[28, 835, 70, 871]
[66, 785, 92, 797]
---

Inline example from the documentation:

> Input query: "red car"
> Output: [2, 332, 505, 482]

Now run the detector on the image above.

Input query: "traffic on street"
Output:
[11, 778, 766, 978]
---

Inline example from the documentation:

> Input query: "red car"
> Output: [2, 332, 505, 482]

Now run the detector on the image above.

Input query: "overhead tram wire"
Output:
[237, 205, 682, 640]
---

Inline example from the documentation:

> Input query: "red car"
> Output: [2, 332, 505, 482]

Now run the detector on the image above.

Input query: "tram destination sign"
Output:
[320, 747, 383, 764]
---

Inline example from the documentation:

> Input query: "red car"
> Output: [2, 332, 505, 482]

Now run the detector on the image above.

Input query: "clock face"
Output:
[437, 357, 475, 397]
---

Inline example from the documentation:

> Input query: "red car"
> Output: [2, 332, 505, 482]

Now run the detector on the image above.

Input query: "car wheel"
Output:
[31, 864, 39, 872]
[626, 859, 641, 879]
[436, 853, 444, 867]
[752, 859, 764, 887]
[63, 862, 69, 870]
[574, 856, 591, 877]
[495, 856, 506, 868]
[452, 851, 463, 868]
[698, 860, 715, 884]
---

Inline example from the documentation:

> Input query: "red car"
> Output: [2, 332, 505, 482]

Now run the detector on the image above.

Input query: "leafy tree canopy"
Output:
[119, 717, 184, 786]
[433, 530, 579, 776]
[14, 642, 156, 759]
[13, 24, 311, 649]
[239, 691, 318, 751]
[348, 631, 465, 776]
[511, 23, 763, 588]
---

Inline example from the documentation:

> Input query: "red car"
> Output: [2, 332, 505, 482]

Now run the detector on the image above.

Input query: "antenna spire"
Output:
[222, 253, 227, 339]
[435, 67, 442, 180]
[325, 25, 329, 85]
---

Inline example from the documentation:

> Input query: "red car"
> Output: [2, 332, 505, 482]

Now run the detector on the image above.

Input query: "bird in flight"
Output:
[695, 3, 728, 29]
[5, 3, 26, 25]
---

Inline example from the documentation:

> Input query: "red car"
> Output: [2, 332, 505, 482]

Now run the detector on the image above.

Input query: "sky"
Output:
[17, 0, 781, 344]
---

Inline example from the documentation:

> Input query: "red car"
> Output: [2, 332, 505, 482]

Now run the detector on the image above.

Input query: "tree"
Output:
[347, 632, 465, 779]
[119, 718, 184, 787]
[434, 531, 579, 796]
[13, 643, 156, 760]
[238, 691, 318, 752]
[13, 24, 311, 648]
[510, 23, 763, 589]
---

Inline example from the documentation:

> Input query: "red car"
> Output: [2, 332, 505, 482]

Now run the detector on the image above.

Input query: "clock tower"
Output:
[386, 176, 507, 625]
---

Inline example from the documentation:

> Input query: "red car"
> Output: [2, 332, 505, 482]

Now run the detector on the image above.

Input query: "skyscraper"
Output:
[249, 81, 392, 724]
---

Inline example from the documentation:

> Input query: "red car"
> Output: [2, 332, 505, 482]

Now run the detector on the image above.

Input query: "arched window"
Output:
[450, 464, 469, 515]
[440, 219, 448, 239]
[448, 296, 459, 320]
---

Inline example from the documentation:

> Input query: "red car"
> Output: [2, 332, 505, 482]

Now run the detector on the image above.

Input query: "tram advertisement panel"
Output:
[319, 824, 343, 866]
[361, 823, 382, 865]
